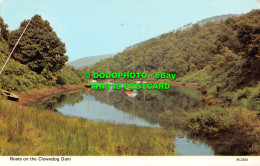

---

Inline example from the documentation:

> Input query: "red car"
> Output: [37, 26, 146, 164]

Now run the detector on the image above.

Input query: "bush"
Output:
[186, 106, 259, 137]
[0, 59, 47, 92]
[55, 66, 83, 85]
[221, 83, 260, 111]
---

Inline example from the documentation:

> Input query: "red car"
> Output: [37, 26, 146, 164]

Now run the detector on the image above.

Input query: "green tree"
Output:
[0, 17, 9, 41]
[9, 15, 68, 74]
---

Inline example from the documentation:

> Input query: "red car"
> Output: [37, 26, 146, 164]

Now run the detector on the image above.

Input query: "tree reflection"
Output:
[31, 90, 84, 110]
[32, 86, 259, 155]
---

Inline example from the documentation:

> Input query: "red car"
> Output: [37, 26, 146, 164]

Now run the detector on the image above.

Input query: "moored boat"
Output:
[84, 84, 91, 88]
[108, 81, 113, 86]
[1, 89, 19, 101]
[90, 80, 97, 83]
[127, 93, 137, 98]
[125, 87, 133, 91]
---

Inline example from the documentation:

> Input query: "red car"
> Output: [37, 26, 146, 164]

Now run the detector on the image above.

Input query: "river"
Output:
[32, 85, 257, 155]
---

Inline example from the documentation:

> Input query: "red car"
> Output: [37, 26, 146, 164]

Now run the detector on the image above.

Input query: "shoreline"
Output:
[13, 82, 249, 112]
[12, 82, 199, 106]
[15, 85, 86, 106]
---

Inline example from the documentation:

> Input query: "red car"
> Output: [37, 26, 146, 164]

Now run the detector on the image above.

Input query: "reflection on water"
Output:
[174, 137, 214, 155]
[32, 86, 258, 155]
[58, 94, 160, 128]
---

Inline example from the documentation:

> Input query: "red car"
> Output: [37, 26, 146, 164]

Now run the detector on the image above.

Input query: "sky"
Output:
[0, 0, 259, 62]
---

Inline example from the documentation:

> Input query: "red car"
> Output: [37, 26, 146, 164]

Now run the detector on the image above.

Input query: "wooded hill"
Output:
[91, 10, 260, 110]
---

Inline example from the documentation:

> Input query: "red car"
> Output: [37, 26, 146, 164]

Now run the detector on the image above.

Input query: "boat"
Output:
[90, 80, 97, 83]
[104, 80, 113, 86]
[84, 84, 91, 88]
[1, 89, 19, 101]
[135, 81, 141, 84]
[127, 93, 137, 98]
[125, 90, 133, 95]
[108, 81, 113, 86]
[125, 87, 133, 91]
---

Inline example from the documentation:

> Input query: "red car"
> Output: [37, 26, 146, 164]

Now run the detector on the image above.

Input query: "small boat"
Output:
[90, 80, 97, 83]
[127, 93, 137, 98]
[1, 89, 19, 101]
[125, 87, 133, 91]
[85, 86, 91, 90]
[125, 90, 133, 95]
[104, 80, 113, 86]
[84, 84, 91, 88]
[108, 81, 113, 86]
[135, 81, 141, 84]
[142, 81, 147, 84]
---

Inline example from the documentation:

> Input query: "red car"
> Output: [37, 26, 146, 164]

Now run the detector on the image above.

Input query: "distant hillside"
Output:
[124, 14, 237, 50]
[67, 54, 115, 69]
[196, 14, 238, 26]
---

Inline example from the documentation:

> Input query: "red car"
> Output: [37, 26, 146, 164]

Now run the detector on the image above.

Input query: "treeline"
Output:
[91, 10, 260, 110]
[0, 15, 84, 93]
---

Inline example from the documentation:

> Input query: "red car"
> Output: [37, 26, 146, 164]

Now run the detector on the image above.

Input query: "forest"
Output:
[0, 15, 85, 93]
[90, 10, 260, 111]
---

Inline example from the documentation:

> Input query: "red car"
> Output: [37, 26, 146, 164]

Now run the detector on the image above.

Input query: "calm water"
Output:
[32, 85, 257, 155]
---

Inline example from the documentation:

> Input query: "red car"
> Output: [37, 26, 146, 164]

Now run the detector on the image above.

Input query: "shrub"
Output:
[55, 66, 82, 85]
[186, 106, 259, 137]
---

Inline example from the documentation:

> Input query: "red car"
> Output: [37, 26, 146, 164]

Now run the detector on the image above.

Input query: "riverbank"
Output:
[12, 82, 199, 106]
[0, 97, 176, 155]
[15, 85, 86, 106]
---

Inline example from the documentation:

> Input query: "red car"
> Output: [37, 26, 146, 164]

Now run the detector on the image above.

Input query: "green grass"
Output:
[0, 98, 176, 155]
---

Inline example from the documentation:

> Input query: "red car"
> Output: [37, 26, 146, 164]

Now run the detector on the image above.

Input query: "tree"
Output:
[0, 17, 9, 41]
[9, 15, 68, 73]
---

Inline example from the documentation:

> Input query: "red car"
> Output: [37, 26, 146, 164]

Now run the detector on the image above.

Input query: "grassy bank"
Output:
[0, 98, 175, 155]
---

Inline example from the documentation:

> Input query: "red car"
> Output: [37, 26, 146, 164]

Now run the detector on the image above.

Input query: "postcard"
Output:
[0, 0, 259, 166]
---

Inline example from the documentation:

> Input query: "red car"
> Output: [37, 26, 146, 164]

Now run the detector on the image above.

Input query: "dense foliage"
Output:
[186, 106, 260, 155]
[9, 15, 68, 74]
[91, 10, 260, 110]
[0, 17, 9, 41]
[0, 15, 84, 93]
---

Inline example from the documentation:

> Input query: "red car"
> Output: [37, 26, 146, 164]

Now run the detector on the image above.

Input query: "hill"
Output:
[196, 14, 238, 26]
[67, 54, 115, 69]
[124, 14, 237, 51]
[91, 10, 260, 111]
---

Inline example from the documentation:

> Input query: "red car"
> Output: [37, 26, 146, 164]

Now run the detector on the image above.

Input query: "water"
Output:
[59, 94, 161, 128]
[174, 137, 214, 155]
[32, 86, 258, 155]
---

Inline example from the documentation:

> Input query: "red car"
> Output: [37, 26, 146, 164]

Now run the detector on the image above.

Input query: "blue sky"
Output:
[0, 0, 259, 62]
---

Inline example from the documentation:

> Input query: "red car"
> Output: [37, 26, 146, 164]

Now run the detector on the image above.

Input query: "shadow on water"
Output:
[31, 86, 259, 155]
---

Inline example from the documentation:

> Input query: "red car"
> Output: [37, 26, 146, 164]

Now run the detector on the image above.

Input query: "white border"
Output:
[1, 156, 260, 166]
